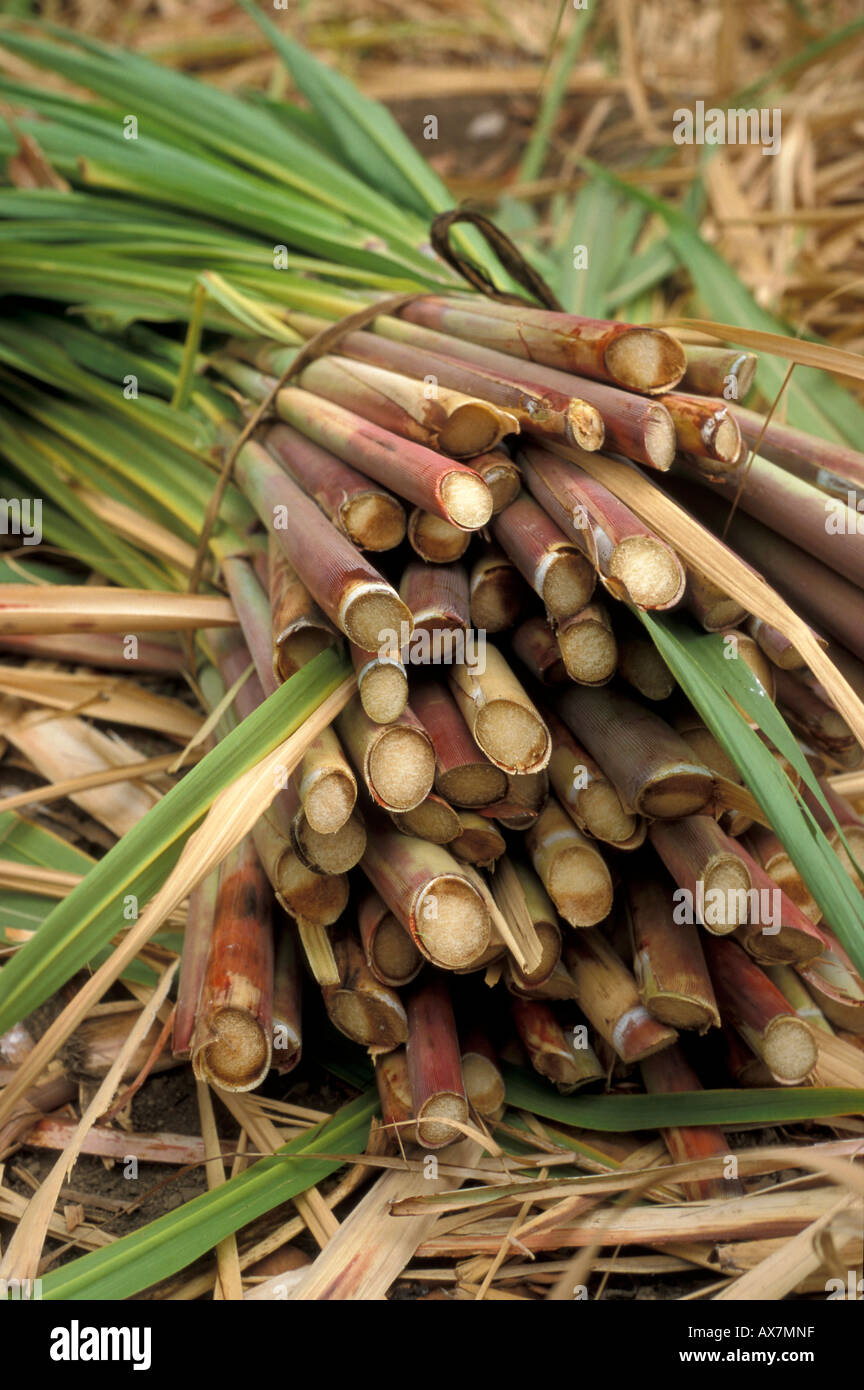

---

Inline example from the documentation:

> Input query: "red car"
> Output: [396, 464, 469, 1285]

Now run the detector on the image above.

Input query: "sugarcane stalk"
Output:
[460, 1027, 506, 1118]
[395, 297, 686, 393]
[725, 839, 828, 966]
[673, 483, 864, 663]
[267, 534, 339, 682]
[191, 836, 274, 1093]
[300, 353, 519, 457]
[0, 631, 186, 673]
[701, 934, 817, 1084]
[212, 626, 365, 875]
[626, 870, 720, 1030]
[406, 975, 468, 1149]
[279, 311, 604, 450]
[358, 890, 424, 988]
[406, 508, 471, 563]
[640, 1046, 743, 1200]
[504, 860, 563, 988]
[375, 1048, 418, 1145]
[360, 817, 491, 969]
[677, 449, 864, 586]
[525, 797, 613, 928]
[173, 871, 220, 1060]
[511, 997, 604, 1089]
[765, 965, 833, 1034]
[558, 685, 714, 818]
[733, 404, 864, 493]
[563, 930, 678, 1064]
[410, 681, 508, 807]
[555, 601, 617, 686]
[271, 927, 302, 1074]
[449, 643, 551, 775]
[465, 448, 521, 514]
[400, 561, 470, 637]
[236, 439, 411, 652]
[252, 808, 349, 930]
[372, 313, 677, 467]
[615, 628, 676, 701]
[801, 780, 864, 889]
[512, 615, 568, 686]
[649, 815, 754, 935]
[679, 345, 757, 401]
[745, 826, 822, 924]
[449, 810, 506, 868]
[297, 724, 357, 835]
[519, 444, 685, 609]
[491, 489, 595, 619]
[321, 926, 408, 1051]
[390, 792, 462, 846]
[660, 391, 742, 468]
[746, 615, 812, 672]
[796, 928, 864, 1035]
[673, 710, 752, 836]
[350, 642, 409, 725]
[217, 342, 516, 457]
[336, 694, 435, 812]
[468, 545, 528, 634]
[493, 769, 550, 828]
[774, 667, 858, 762]
[264, 422, 406, 551]
[684, 563, 749, 632]
[272, 386, 493, 528]
[544, 708, 641, 846]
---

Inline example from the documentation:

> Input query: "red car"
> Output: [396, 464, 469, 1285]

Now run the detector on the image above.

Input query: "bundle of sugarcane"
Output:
[0, 20, 863, 1306]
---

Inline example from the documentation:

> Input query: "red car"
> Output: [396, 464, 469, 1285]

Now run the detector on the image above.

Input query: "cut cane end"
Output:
[303, 770, 356, 835]
[557, 621, 617, 685]
[567, 399, 605, 452]
[439, 403, 507, 458]
[605, 329, 686, 395]
[416, 1093, 468, 1148]
[549, 847, 613, 927]
[436, 761, 508, 808]
[296, 811, 366, 875]
[416, 875, 490, 969]
[341, 582, 412, 654]
[763, 1016, 818, 1083]
[369, 726, 436, 811]
[392, 796, 461, 845]
[343, 493, 406, 551]
[327, 991, 408, 1050]
[372, 911, 423, 986]
[475, 700, 550, 775]
[440, 471, 494, 530]
[540, 551, 595, 619]
[579, 782, 638, 843]
[610, 536, 683, 610]
[462, 1053, 506, 1116]
[639, 770, 714, 819]
[275, 626, 335, 682]
[197, 1008, 270, 1092]
[358, 661, 409, 724]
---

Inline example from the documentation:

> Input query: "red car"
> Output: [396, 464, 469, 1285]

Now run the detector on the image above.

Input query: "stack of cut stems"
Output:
[15, 283, 864, 1161]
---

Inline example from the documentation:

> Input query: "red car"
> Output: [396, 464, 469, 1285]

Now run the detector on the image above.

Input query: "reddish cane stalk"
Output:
[406, 975, 469, 1149]
[191, 836, 274, 1092]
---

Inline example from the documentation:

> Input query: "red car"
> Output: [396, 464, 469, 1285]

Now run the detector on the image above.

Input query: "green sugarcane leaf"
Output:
[503, 1066, 864, 1130]
[0, 26, 425, 245]
[0, 648, 350, 1033]
[638, 613, 864, 980]
[37, 1090, 377, 1301]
